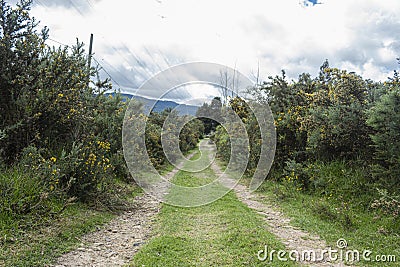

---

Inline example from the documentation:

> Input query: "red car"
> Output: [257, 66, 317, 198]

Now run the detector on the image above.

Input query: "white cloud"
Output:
[27, 0, 400, 101]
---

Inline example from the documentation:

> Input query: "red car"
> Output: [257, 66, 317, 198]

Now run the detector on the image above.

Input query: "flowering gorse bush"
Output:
[0, 0, 128, 204]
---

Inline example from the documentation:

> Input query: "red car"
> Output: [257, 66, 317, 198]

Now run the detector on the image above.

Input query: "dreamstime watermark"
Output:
[122, 62, 276, 207]
[257, 238, 397, 263]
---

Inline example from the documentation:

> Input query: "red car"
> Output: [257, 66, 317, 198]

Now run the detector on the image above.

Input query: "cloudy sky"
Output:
[12, 0, 400, 102]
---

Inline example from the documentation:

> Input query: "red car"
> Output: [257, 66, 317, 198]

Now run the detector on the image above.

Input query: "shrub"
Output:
[283, 159, 311, 191]
[367, 87, 400, 188]
[179, 118, 204, 152]
[145, 109, 204, 168]
[304, 68, 371, 161]
[92, 93, 129, 181]
[20, 137, 114, 203]
[0, 1, 133, 205]
[258, 71, 309, 167]
[213, 125, 231, 162]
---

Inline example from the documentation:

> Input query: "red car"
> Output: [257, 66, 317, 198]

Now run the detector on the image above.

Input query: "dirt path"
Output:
[53, 141, 352, 266]
[206, 141, 352, 266]
[52, 152, 195, 267]
[51, 193, 160, 267]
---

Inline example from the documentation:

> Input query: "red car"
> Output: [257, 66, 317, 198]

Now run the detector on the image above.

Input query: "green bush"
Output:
[367, 87, 400, 188]
[303, 68, 371, 161]
[92, 93, 129, 181]
[145, 121, 165, 167]
[283, 159, 311, 191]
[145, 109, 204, 168]
[245, 115, 262, 174]
[179, 118, 204, 152]
[257, 71, 309, 167]
[213, 125, 231, 162]
[20, 137, 115, 203]
[0, 1, 132, 205]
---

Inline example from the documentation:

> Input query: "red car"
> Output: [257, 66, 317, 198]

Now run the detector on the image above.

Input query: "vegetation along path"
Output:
[53, 140, 348, 266]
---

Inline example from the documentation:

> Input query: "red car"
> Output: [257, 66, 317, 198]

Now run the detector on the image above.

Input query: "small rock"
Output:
[107, 251, 118, 258]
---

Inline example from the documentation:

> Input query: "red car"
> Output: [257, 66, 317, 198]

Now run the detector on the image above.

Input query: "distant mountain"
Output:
[106, 93, 199, 116]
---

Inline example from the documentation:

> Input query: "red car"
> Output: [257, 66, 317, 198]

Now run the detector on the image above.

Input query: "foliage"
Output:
[146, 109, 204, 168]
[195, 97, 222, 134]
[1, 0, 49, 162]
[0, 0, 132, 205]
[371, 189, 400, 218]
[210, 59, 400, 219]
[213, 124, 230, 162]
[304, 67, 371, 161]
[366, 86, 400, 187]
[256, 71, 310, 167]
[178, 118, 204, 152]
[244, 113, 262, 174]
[0, 167, 58, 217]
[283, 159, 311, 191]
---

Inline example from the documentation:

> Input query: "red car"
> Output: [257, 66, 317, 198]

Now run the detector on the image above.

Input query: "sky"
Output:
[10, 0, 400, 103]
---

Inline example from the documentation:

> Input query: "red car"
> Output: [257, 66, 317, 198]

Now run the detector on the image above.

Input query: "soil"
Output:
[51, 193, 160, 267]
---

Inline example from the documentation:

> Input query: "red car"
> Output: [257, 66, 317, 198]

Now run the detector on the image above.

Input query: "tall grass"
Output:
[0, 168, 63, 239]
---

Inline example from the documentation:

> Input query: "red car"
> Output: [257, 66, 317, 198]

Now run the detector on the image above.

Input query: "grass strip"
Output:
[130, 145, 297, 266]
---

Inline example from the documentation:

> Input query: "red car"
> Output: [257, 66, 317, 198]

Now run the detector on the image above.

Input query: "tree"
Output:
[218, 67, 239, 104]
[367, 86, 400, 187]
[196, 97, 222, 134]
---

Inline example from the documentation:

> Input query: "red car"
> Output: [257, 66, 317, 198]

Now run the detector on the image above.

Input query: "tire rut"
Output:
[206, 142, 353, 267]
[51, 151, 196, 267]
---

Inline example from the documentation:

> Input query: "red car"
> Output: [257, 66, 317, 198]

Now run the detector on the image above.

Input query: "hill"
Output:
[108, 93, 199, 116]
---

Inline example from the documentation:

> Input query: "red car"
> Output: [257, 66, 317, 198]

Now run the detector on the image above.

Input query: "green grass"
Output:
[0, 202, 114, 266]
[165, 143, 230, 207]
[256, 179, 400, 266]
[130, 146, 297, 267]
[131, 193, 298, 266]
[0, 168, 143, 266]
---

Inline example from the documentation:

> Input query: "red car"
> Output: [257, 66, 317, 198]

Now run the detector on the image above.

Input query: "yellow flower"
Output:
[50, 157, 57, 163]
[87, 153, 97, 166]
[97, 141, 111, 150]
